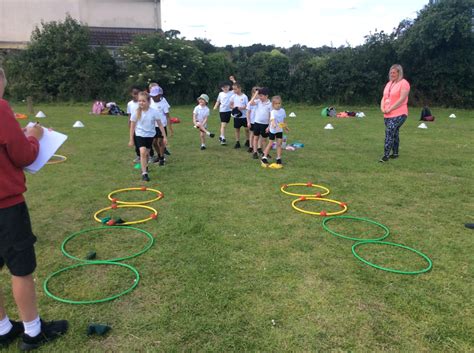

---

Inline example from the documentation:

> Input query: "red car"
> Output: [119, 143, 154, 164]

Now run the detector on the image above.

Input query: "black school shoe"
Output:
[276, 158, 282, 165]
[0, 320, 24, 348]
[234, 141, 241, 149]
[19, 320, 68, 351]
[252, 152, 259, 159]
[379, 156, 389, 163]
[142, 173, 150, 182]
[244, 140, 250, 147]
[389, 154, 399, 159]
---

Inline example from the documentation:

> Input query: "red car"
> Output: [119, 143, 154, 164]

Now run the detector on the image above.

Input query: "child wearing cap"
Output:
[246, 86, 260, 153]
[149, 82, 173, 157]
[249, 87, 272, 160]
[229, 82, 249, 149]
[193, 94, 215, 150]
[213, 76, 236, 145]
[128, 91, 167, 182]
[150, 86, 170, 166]
[261, 96, 289, 165]
[127, 86, 141, 163]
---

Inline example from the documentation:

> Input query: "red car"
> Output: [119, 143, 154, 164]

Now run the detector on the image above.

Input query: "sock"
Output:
[220, 135, 225, 139]
[142, 172, 148, 175]
[206, 131, 211, 136]
[0, 315, 13, 335]
[23, 316, 41, 337]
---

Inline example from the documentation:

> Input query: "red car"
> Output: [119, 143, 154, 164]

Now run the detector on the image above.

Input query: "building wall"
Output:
[0, 0, 161, 48]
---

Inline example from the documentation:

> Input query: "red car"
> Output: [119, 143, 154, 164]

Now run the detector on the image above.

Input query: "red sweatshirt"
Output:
[0, 99, 39, 209]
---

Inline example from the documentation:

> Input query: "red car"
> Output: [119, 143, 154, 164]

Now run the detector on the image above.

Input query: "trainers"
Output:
[247, 147, 253, 153]
[0, 320, 23, 348]
[252, 152, 259, 159]
[389, 154, 399, 159]
[261, 157, 269, 164]
[19, 319, 68, 351]
[379, 156, 389, 163]
[142, 173, 150, 182]
[221, 138, 227, 145]
[200, 145, 206, 150]
[244, 140, 250, 147]
[159, 159, 165, 166]
[133, 156, 140, 163]
[210, 133, 215, 138]
[276, 158, 282, 165]
[234, 141, 241, 149]
[164, 148, 171, 156]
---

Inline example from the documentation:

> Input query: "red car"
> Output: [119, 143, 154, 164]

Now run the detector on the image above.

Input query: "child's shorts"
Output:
[234, 118, 247, 129]
[269, 132, 283, 140]
[135, 136, 154, 149]
[253, 123, 269, 138]
[155, 126, 168, 138]
[0, 202, 37, 277]
[250, 123, 255, 132]
[220, 111, 232, 123]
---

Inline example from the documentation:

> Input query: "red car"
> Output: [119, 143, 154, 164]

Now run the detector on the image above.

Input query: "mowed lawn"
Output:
[1, 102, 473, 352]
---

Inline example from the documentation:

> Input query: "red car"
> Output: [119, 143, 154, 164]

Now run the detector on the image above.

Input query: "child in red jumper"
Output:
[0, 68, 68, 350]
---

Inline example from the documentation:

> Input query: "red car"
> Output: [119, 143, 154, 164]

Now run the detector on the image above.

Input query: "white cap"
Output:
[324, 123, 334, 130]
[35, 111, 46, 118]
[73, 121, 85, 128]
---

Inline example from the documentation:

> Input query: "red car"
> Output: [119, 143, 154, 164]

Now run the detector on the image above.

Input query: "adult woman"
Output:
[379, 64, 410, 162]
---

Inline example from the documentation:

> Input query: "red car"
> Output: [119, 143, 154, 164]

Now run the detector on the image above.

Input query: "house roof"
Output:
[89, 27, 158, 48]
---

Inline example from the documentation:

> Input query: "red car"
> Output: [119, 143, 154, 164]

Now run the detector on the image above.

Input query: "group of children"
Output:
[194, 77, 289, 166]
[126, 77, 289, 181]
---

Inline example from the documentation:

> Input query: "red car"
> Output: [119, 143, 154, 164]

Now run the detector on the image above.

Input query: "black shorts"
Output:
[135, 136, 154, 149]
[0, 202, 37, 276]
[154, 126, 167, 139]
[269, 132, 283, 140]
[234, 118, 247, 129]
[250, 123, 255, 132]
[220, 111, 232, 123]
[253, 123, 269, 138]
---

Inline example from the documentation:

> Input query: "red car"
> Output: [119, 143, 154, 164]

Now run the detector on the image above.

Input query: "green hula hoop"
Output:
[352, 241, 433, 275]
[61, 226, 154, 263]
[43, 261, 140, 304]
[322, 216, 390, 241]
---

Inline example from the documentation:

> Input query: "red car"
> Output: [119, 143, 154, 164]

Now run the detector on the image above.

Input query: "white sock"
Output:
[23, 316, 41, 337]
[0, 315, 13, 335]
[206, 131, 211, 136]
[220, 135, 225, 139]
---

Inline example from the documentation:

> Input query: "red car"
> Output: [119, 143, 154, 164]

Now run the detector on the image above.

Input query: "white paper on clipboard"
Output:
[24, 123, 68, 174]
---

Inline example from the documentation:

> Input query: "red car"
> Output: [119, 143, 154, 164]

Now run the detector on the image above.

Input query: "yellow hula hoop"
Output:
[107, 187, 164, 205]
[94, 204, 158, 225]
[281, 182, 330, 197]
[46, 154, 67, 165]
[291, 197, 348, 216]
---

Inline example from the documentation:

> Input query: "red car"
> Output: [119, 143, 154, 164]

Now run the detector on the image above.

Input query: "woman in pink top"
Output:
[379, 64, 410, 162]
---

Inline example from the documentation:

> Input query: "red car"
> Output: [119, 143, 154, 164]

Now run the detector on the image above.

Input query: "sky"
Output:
[161, 0, 429, 48]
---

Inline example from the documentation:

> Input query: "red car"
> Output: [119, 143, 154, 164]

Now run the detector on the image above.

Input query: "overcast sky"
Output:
[161, 0, 429, 48]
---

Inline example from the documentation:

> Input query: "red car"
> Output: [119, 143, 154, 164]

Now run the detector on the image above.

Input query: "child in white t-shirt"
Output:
[128, 91, 167, 182]
[127, 86, 141, 162]
[248, 87, 272, 160]
[229, 82, 249, 149]
[150, 86, 171, 166]
[213, 76, 236, 145]
[262, 96, 289, 165]
[246, 86, 260, 153]
[193, 94, 215, 150]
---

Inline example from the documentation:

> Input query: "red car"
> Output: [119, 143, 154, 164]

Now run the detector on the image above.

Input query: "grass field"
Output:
[1, 102, 473, 352]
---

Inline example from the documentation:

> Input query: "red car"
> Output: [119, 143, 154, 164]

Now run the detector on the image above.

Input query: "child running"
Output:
[246, 86, 260, 153]
[150, 86, 170, 166]
[261, 96, 289, 165]
[193, 94, 215, 150]
[128, 91, 167, 182]
[229, 82, 249, 149]
[213, 76, 236, 145]
[127, 86, 141, 163]
[149, 82, 173, 156]
[249, 87, 272, 159]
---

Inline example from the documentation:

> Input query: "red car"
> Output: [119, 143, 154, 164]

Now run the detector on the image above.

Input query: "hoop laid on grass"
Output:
[280, 182, 330, 198]
[322, 216, 390, 241]
[46, 154, 67, 164]
[351, 241, 433, 275]
[291, 197, 347, 216]
[61, 226, 154, 263]
[43, 261, 140, 304]
[108, 187, 163, 205]
[93, 204, 158, 225]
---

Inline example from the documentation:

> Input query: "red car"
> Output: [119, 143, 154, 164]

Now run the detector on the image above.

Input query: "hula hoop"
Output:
[281, 182, 330, 197]
[43, 261, 140, 304]
[352, 241, 432, 275]
[61, 226, 154, 263]
[93, 204, 158, 225]
[46, 154, 67, 164]
[291, 197, 347, 216]
[108, 187, 163, 205]
[322, 216, 390, 241]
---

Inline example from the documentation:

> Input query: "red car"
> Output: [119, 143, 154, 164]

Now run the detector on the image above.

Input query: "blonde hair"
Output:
[136, 91, 150, 120]
[272, 95, 282, 104]
[0, 68, 7, 86]
[389, 64, 404, 81]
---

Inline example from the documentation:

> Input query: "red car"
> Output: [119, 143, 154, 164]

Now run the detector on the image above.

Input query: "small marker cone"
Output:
[324, 123, 334, 130]
[418, 123, 428, 129]
[449, 114, 456, 118]
[289, 112, 296, 118]
[35, 111, 46, 118]
[73, 120, 84, 127]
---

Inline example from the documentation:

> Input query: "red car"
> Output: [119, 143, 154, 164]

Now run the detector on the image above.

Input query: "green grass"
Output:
[1, 102, 473, 352]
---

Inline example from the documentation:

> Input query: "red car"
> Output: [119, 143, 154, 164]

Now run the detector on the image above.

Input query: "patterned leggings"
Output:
[383, 115, 407, 157]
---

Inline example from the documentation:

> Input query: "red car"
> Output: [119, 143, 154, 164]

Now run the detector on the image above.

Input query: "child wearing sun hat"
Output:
[193, 94, 215, 150]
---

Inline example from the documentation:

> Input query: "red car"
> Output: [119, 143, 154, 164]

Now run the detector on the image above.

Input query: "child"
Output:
[246, 86, 260, 153]
[249, 87, 272, 159]
[193, 94, 215, 150]
[150, 86, 169, 166]
[262, 96, 289, 165]
[213, 76, 236, 145]
[127, 86, 141, 163]
[229, 82, 249, 149]
[128, 91, 167, 182]
[149, 82, 172, 157]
